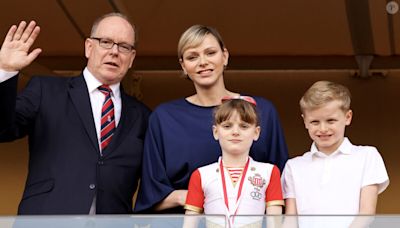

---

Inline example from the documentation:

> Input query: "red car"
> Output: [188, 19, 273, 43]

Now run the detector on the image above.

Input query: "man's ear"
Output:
[84, 38, 93, 59]
[128, 49, 136, 68]
[212, 125, 219, 140]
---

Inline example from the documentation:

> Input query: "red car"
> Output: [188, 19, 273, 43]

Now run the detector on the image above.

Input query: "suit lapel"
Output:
[68, 75, 100, 153]
[102, 87, 139, 156]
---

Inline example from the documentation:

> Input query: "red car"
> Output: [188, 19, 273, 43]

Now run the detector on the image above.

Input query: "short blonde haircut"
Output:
[214, 99, 260, 126]
[178, 25, 225, 60]
[300, 81, 351, 113]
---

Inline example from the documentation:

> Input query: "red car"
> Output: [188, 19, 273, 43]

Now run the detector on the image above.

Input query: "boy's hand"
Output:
[0, 21, 42, 72]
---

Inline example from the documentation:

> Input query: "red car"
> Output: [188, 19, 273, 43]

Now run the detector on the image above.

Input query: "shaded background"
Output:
[0, 0, 399, 214]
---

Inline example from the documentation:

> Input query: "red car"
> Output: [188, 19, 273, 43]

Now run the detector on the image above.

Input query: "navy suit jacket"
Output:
[0, 74, 150, 215]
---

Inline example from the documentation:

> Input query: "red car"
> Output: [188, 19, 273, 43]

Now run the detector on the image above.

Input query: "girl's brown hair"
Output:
[213, 99, 260, 126]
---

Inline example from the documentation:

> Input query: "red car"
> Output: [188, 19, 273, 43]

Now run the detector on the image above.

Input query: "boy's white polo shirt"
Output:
[282, 137, 389, 215]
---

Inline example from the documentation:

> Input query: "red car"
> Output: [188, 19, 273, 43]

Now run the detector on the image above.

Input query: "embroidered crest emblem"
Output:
[248, 173, 266, 188]
[250, 190, 263, 200]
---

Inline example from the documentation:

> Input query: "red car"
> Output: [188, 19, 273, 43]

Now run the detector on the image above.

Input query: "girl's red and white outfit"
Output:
[185, 156, 283, 227]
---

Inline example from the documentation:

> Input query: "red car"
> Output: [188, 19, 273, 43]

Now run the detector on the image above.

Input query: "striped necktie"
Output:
[98, 85, 115, 151]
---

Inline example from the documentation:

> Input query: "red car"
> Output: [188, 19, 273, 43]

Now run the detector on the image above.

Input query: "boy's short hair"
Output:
[213, 99, 260, 126]
[300, 80, 351, 113]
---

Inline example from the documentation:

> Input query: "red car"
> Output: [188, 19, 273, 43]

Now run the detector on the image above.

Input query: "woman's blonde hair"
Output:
[178, 25, 225, 60]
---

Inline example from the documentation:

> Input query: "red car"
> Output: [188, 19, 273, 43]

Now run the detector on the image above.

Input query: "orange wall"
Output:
[0, 70, 399, 214]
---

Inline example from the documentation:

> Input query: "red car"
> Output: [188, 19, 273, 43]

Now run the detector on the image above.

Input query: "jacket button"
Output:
[89, 184, 96, 190]
[98, 161, 104, 165]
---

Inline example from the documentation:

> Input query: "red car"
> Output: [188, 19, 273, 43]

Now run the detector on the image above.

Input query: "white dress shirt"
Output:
[0, 69, 18, 83]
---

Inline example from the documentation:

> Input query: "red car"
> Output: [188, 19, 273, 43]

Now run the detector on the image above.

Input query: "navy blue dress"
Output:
[134, 96, 288, 213]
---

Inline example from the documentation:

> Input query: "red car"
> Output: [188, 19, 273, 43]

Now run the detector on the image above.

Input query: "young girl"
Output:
[184, 96, 283, 228]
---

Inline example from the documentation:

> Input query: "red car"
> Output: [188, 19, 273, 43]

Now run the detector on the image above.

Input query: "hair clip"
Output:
[221, 95, 257, 106]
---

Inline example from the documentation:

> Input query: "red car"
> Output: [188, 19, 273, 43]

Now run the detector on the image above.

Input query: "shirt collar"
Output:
[310, 137, 352, 158]
[83, 67, 120, 96]
[336, 137, 352, 155]
[218, 156, 252, 167]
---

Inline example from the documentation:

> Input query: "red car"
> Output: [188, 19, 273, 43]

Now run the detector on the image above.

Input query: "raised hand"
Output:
[0, 21, 42, 72]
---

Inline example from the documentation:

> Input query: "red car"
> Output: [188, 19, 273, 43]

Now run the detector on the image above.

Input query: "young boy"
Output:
[282, 81, 389, 216]
[184, 96, 284, 228]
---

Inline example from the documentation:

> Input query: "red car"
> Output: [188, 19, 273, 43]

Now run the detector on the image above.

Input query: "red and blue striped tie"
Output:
[98, 85, 115, 151]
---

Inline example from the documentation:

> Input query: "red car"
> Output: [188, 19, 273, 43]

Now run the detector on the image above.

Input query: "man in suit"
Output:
[0, 13, 150, 214]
